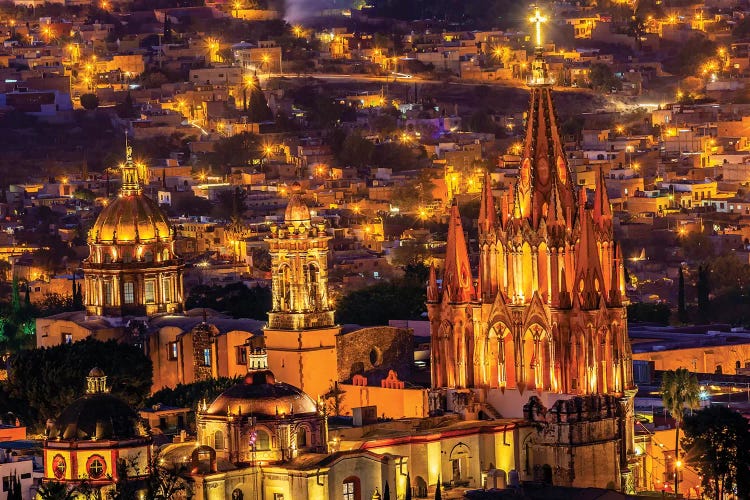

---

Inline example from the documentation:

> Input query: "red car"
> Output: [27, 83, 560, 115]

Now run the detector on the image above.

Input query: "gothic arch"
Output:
[488, 322, 515, 389]
[521, 324, 546, 390]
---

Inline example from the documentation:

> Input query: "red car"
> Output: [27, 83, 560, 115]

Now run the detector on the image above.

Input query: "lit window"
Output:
[145, 281, 155, 304]
[203, 348, 211, 367]
[123, 282, 134, 304]
[342, 477, 360, 500]
[64, 334, 73, 344]
[103, 281, 113, 306]
[168, 341, 178, 361]
[162, 277, 171, 303]
[236, 346, 247, 365]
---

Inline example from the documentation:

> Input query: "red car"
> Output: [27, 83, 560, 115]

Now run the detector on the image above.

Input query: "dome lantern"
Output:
[86, 367, 108, 394]
[120, 132, 143, 197]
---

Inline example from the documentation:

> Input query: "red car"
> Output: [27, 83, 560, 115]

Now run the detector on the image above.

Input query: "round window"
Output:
[86, 455, 106, 479]
[52, 454, 66, 480]
[369, 347, 382, 367]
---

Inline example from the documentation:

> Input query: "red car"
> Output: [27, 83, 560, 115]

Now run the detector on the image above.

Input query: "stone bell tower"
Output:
[263, 194, 340, 400]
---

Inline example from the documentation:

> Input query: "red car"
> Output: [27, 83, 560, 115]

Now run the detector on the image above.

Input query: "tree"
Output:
[660, 368, 700, 499]
[37, 481, 77, 500]
[80, 93, 100, 110]
[435, 475, 441, 500]
[147, 376, 241, 427]
[324, 381, 345, 417]
[185, 282, 271, 321]
[678, 266, 687, 323]
[589, 63, 621, 92]
[335, 281, 426, 326]
[246, 73, 273, 122]
[405, 473, 412, 500]
[209, 132, 262, 171]
[383, 481, 390, 500]
[682, 405, 750, 500]
[4, 339, 152, 431]
[697, 264, 711, 322]
[146, 450, 189, 499]
[338, 132, 374, 168]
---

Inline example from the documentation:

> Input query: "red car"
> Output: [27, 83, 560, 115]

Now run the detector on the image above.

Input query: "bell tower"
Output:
[263, 194, 339, 399]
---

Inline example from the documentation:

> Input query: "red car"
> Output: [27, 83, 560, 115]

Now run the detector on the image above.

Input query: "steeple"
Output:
[120, 132, 142, 196]
[513, 6, 576, 229]
[478, 171, 496, 233]
[593, 167, 613, 229]
[442, 203, 473, 303]
[574, 208, 606, 310]
[427, 263, 439, 303]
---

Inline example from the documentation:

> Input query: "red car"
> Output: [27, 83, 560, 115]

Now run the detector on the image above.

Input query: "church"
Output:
[427, 10, 637, 492]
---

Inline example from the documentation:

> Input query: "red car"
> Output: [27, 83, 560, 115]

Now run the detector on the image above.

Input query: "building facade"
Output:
[427, 30, 638, 492]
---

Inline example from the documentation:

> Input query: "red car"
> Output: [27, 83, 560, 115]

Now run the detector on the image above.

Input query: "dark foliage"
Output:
[626, 302, 671, 325]
[185, 282, 271, 320]
[336, 279, 427, 326]
[682, 405, 750, 500]
[3, 339, 152, 431]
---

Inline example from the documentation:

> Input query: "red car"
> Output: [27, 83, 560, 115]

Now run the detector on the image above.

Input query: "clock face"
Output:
[52, 455, 66, 480]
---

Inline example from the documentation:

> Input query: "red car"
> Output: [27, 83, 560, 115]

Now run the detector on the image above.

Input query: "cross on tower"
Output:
[530, 8, 547, 48]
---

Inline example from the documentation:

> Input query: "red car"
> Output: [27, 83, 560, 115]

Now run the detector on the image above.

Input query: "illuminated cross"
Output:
[530, 8, 548, 48]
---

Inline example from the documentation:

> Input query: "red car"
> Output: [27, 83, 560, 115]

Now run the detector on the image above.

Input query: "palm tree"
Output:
[660, 368, 700, 498]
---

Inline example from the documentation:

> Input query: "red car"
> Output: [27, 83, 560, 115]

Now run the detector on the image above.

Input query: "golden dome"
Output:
[91, 193, 171, 243]
[284, 194, 310, 226]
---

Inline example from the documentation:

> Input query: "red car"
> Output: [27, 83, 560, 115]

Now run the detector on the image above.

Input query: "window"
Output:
[123, 282, 134, 304]
[214, 430, 224, 450]
[203, 348, 212, 367]
[162, 277, 171, 303]
[342, 476, 361, 500]
[64, 333, 73, 344]
[86, 455, 106, 479]
[52, 455, 66, 480]
[236, 346, 247, 365]
[273, 494, 284, 500]
[254, 430, 270, 450]
[145, 280, 155, 304]
[167, 341, 178, 361]
[296, 428, 307, 448]
[2, 476, 10, 492]
[103, 281, 113, 306]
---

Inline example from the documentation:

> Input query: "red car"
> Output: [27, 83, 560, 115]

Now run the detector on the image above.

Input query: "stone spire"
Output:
[593, 167, 613, 229]
[442, 203, 473, 303]
[120, 132, 142, 196]
[574, 204, 606, 310]
[478, 171, 496, 233]
[427, 263, 439, 303]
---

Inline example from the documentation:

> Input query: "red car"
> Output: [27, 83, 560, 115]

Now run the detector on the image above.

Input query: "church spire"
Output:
[427, 263, 439, 303]
[120, 132, 142, 196]
[442, 203, 473, 303]
[478, 171, 496, 233]
[593, 166, 613, 229]
[574, 207, 606, 310]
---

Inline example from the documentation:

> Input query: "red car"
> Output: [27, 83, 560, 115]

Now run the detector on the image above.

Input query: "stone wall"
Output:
[336, 326, 413, 384]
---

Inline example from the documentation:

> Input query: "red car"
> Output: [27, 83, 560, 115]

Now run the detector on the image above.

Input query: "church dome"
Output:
[91, 193, 171, 244]
[284, 195, 310, 226]
[48, 393, 144, 441]
[206, 370, 318, 419]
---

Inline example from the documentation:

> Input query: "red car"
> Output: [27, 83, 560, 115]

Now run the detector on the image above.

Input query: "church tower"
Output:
[263, 194, 339, 400]
[83, 136, 184, 318]
[428, 8, 636, 492]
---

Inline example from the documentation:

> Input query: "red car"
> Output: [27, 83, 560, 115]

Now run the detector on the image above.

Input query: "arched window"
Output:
[277, 265, 291, 310]
[253, 429, 270, 451]
[162, 249, 170, 262]
[342, 476, 361, 500]
[214, 430, 224, 450]
[296, 427, 307, 448]
[144, 251, 154, 263]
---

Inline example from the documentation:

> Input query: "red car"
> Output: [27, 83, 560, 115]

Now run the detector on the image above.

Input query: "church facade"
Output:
[427, 22, 637, 492]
